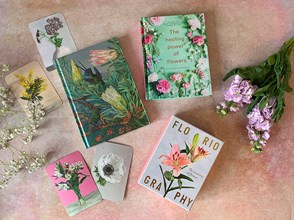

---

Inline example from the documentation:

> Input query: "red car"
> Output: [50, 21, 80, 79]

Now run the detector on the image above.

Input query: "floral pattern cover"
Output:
[54, 38, 150, 148]
[138, 116, 223, 210]
[141, 14, 212, 100]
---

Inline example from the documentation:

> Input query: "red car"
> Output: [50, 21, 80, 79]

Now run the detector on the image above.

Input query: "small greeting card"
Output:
[5, 61, 62, 114]
[138, 116, 223, 210]
[29, 13, 77, 71]
[46, 151, 102, 216]
[141, 14, 212, 100]
[91, 142, 133, 202]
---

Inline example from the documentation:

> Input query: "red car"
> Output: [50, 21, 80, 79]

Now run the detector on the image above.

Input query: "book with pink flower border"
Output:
[46, 151, 102, 216]
[141, 14, 212, 100]
[138, 116, 223, 210]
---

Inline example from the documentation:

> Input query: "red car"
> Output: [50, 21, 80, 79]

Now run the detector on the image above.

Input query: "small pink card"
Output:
[46, 151, 102, 216]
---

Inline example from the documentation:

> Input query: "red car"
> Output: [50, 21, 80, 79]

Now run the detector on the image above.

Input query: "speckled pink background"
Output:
[0, 0, 294, 219]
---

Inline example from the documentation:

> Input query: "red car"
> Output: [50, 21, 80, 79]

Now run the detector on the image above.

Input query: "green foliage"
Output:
[93, 166, 106, 186]
[223, 36, 294, 122]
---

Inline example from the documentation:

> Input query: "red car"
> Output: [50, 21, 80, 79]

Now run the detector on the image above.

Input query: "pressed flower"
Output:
[159, 144, 191, 177]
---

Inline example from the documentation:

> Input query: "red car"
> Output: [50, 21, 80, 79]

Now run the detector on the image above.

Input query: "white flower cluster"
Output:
[0, 84, 47, 190]
[0, 152, 46, 189]
[0, 85, 14, 118]
[57, 183, 70, 191]
[68, 161, 84, 172]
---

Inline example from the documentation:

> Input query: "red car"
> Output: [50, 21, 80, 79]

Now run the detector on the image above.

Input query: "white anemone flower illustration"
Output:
[97, 153, 126, 184]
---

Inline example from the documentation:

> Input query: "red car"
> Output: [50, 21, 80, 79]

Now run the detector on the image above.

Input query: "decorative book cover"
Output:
[46, 151, 102, 216]
[54, 37, 150, 148]
[138, 116, 223, 210]
[141, 14, 212, 100]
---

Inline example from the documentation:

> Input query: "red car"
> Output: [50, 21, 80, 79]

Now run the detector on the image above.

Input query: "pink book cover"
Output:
[46, 151, 102, 216]
[138, 116, 224, 210]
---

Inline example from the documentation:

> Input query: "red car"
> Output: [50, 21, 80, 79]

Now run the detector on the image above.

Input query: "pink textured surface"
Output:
[1, 0, 294, 219]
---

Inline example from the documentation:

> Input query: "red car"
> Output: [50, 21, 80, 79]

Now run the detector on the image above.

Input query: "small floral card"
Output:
[141, 14, 212, 100]
[138, 116, 223, 210]
[29, 13, 77, 71]
[91, 142, 133, 202]
[46, 151, 102, 216]
[5, 61, 62, 114]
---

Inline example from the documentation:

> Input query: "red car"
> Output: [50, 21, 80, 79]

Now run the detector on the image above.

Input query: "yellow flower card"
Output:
[5, 61, 62, 113]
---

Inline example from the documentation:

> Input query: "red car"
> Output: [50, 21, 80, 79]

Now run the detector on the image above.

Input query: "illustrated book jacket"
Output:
[54, 37, 150, 148]
[141, 14, 212, 100]
[138, 116, 223, 210]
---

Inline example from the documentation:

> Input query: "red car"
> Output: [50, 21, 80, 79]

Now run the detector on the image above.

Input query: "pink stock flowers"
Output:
[246, 98, 276, 153]
[216, 75, 257, 115]
[159, 144, 191, 177]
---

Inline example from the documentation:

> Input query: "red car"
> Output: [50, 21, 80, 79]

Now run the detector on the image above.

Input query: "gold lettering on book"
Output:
[172, 120, 190, 135]
[143, 176, 162, 192]
[173, 192, 194, 207]
[202, 136, 220, 150]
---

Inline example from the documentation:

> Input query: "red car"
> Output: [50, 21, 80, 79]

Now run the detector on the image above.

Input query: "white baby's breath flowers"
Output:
[0, 83, 47, 189]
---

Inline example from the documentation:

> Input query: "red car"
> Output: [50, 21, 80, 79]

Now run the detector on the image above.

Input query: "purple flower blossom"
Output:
[146, 55, 152, 71]
[217, 75, 257, 116]
[247, 98, 276, 152]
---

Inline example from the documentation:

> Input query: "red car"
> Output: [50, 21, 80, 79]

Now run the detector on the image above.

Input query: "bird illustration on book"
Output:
[76, 61, 105, 88]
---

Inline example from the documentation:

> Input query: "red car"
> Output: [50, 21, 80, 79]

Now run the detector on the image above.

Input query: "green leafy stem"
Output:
[159, 165, 194, 198]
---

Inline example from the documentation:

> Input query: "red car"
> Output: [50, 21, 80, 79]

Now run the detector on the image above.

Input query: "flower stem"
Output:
[163, 179, 174, 197]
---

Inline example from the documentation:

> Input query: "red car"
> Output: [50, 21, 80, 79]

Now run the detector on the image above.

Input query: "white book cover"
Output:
[138, 115, 224, 210]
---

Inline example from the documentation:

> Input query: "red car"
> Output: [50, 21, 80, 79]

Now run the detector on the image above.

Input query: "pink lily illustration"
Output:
[188, 133, 209, 163]
[159, 144, 191, 177]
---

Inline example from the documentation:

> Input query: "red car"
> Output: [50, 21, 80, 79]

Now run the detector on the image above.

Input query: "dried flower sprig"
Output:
[0, 72, 47, 189]
[217, 36, 294, 153]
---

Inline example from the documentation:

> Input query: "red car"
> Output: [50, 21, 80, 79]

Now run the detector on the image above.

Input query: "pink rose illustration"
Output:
[148, 16, 165, 26]
[144, 34, 153, 45]
[187, 31, 193, 39]
[182, 82, 191, 89]
[156, 79, 171, 94]
[192, 36, 204, 46]
[170, 73, 183, 83]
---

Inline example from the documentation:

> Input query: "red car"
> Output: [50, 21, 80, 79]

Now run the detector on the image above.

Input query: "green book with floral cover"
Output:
[54, 38, 150, 148]
[141, 14, 212, 100]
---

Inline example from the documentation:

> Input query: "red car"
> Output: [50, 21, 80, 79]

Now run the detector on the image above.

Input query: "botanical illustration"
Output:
[141, 14, 211, 100]
[159, 134, 208, 197]
[93, 153, 126, 186]
[36, 17, 64, 48]
[14, 70, 47, 102]
[53, 161, 88, 206]
[55, 38, 150, 148]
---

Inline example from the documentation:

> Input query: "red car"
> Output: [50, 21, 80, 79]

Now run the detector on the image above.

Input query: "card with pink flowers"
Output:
[46, 151, 102, 216]
[138, 116, 223, 210]
[141, 14, 212, 100]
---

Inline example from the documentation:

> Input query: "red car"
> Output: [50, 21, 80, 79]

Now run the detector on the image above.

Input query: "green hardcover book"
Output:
[141, 14, 212, 100]
[54, 38, 150, 148]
